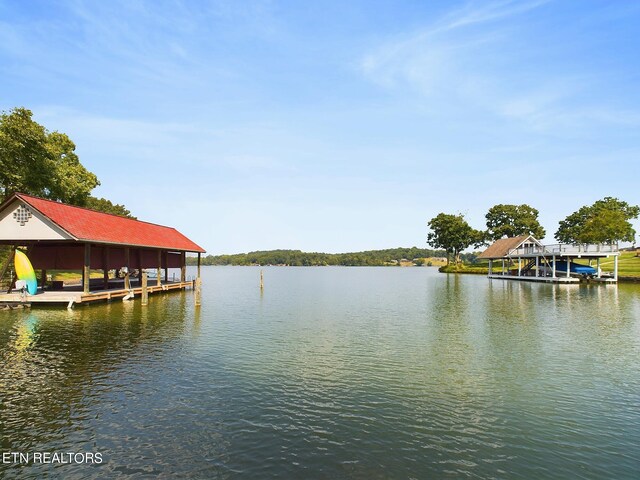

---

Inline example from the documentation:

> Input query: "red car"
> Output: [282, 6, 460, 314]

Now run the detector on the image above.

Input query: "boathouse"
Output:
[0, 193, 205, 306]
[478, 234, 619, 283]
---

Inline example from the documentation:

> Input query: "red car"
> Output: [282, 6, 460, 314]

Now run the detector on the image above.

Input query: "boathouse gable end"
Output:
[0, 198, 72, 241]
[478, 235, 541, 260]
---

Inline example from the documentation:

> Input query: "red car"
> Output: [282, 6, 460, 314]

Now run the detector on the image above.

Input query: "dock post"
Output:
[124, 247, 131, 290]
[181, 252, 186, 282]
[552, 255, 556, 278]
[194, 277, 202, 306]
[141, 271, 148, 305]
[103, 247, 110, 290]
[194, 252, 202, 306]
[614, 255, 619, 281]
[260, 269, 264, 290]
[164, 251, 169, 283]
[157, 250, 162, 287]
[83, 243, 91, 294]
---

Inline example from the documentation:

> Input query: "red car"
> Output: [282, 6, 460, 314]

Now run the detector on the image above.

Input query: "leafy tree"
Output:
[427, 213, 484, 265]
[485, 204, 545, 240]
[46, 131, 99, 205]
[555, 197, 640, 244]
[0, 107, 133, 217]
[0, 107, 99, 203]
[0, 107, 52, 198]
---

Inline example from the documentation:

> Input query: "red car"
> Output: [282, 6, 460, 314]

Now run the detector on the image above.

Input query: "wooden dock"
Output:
[487, 274, 616, 284]
[0, 280, 194, 308]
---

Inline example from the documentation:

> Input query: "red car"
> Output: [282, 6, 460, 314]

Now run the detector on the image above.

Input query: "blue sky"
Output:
[2, 0, 639, 253]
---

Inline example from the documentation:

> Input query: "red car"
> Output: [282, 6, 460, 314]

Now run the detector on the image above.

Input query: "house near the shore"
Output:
[478, 234, 619, 283]
[0, 192, 205, 306]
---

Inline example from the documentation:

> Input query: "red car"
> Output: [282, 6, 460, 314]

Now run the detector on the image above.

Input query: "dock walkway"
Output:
[0, 279, 194, 308]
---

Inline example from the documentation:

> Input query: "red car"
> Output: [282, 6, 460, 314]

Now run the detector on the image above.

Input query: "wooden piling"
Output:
[260, 269, 264, 290]
[124, 247, 131, 290]
[141, 271, 148, 305]
[181, 252, 186, 282]
[157, 250, 162, 287]
[103, 247, 110, 290]
[194, 277, 202, 306]
[83, 244, 91, 294]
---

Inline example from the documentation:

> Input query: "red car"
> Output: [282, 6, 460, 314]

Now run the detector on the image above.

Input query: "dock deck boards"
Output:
[0, 280, 194, 307]
[487, 274, 616, 284]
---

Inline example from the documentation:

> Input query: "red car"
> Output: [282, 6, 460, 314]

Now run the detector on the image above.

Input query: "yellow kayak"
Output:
[14, 250, 38, 295]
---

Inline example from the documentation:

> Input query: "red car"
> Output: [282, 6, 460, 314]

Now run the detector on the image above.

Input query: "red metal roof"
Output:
[14, 193, 206, 252]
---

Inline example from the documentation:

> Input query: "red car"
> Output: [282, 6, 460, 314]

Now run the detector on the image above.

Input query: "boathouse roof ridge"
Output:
[478, 234, 534, 259]
[2, 193, 205, 253]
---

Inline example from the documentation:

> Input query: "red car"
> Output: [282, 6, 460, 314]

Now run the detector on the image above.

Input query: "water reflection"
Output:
[1, 297, 196, 476]
[1, 268, 639, 479]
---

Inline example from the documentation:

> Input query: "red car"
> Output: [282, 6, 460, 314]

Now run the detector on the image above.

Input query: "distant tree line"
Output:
[189, 247, 449, 267]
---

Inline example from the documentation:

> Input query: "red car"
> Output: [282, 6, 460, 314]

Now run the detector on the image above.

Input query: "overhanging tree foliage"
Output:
[485, 204, 545, 240]
[427, 213, 484, 265]
[0, 107, 98, 203]
[555, 197, 639, 244]
[0, 107, 133, 217]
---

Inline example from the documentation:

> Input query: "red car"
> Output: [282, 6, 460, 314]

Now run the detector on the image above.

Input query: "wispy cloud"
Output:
[358, 0, 640, 132]
[436, 0, 552, 32]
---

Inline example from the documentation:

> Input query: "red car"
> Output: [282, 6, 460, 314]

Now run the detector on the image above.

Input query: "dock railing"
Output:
[508, 243, 618, 257]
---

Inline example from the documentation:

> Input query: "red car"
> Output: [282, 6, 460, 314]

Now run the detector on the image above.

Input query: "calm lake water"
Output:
[1, 267, 639, 478]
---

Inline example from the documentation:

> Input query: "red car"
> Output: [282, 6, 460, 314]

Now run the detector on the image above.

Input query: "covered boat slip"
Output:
[480, 235, 619, 284]
[0, 193, 205, 307]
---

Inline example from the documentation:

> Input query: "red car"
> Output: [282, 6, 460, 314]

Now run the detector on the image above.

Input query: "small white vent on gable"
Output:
[13, 204, 32, 226]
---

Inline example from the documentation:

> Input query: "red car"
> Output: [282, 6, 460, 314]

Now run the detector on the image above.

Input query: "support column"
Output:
[488, 260, 492, 275]
[501, 258, 505, 275]
[157, 250, 162, 287]
[103, 247, 110, 290]
[180, 252, 186, 282]
[197, 252, 201, 279]
[83, 243, 91, 294]
[535, 256, 539, 277]
[164, 251, 169, 282]
[124, 247, 131, 290]
[552, 255, 556, 278]
[518, 257, 522, 277]
[40, 269, 47, 288]
[614, 255, 619, 281]
[566, 257, 570, 278]
[597, 258, 601, 278]
[141, 271, 148, 305]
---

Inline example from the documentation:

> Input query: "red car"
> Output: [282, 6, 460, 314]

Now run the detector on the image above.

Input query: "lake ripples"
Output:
[2, 267, 640, 478]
